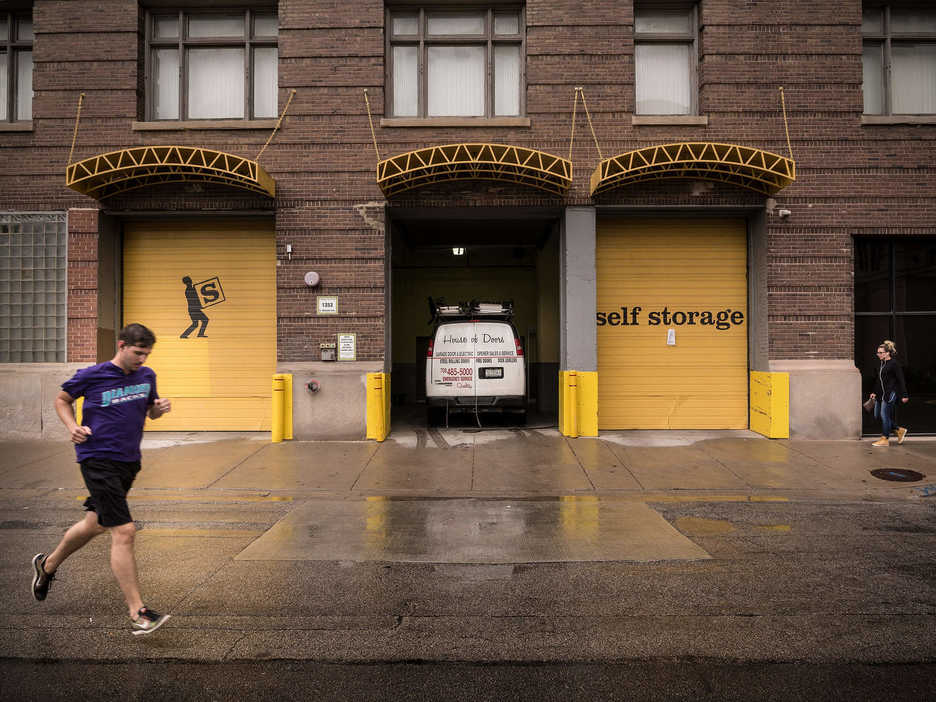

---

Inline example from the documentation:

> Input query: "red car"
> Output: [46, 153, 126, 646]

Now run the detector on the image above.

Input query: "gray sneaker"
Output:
[131, 607, 170, 636]
[31, 553, 54, 601]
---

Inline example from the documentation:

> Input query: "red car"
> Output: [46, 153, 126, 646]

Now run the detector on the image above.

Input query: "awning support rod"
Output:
[779, 86, 793, 162]
[568, 87, 603, 163]
[364, 89, 381, 162]
[256, 88, 296, 163]
[580, 88, 603, 161]
[67, 92, 85, 166]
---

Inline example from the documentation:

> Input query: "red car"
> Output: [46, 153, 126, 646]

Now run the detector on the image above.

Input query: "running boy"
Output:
[32, 323, 172, 635]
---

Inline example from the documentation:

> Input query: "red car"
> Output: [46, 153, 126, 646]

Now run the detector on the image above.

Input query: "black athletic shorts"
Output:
[79, 457, 141, 527]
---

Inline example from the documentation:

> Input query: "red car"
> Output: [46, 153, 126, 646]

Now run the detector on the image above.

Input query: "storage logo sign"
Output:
[597, 306, 745, 330]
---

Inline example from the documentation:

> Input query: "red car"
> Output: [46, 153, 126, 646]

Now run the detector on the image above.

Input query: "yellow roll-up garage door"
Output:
[123, 219, 275, 431]
[597, 218, 748, 429]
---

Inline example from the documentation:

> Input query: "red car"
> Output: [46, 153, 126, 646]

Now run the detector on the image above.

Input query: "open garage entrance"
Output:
[388, 208, 561, 429]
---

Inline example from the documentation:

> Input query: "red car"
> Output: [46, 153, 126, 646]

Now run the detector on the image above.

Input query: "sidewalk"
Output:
[2, 427, 933, 500]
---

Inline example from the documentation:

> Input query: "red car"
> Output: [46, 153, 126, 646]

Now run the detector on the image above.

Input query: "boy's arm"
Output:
[148, 397, 172, 419]
[55, 391, 92, 443]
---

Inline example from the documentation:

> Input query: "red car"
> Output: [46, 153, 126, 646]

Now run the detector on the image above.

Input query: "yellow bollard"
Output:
[366, 372, 388, 441]
[283, 373, 293, 440]
[750, 371, 790, 438]
[76, 396, 84, 426]
[576, 371, 599, 437]
[559, 371, 579, 438]
[567, 371, 578, 438]
[272, 374, 285, 443]
[559, 370, 598, 437]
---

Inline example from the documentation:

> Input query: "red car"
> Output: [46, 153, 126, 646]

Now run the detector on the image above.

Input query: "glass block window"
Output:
[0, 213, 67, 362]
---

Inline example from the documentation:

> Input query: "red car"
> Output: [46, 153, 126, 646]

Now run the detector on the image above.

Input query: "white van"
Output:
[425, 300, 526, 426]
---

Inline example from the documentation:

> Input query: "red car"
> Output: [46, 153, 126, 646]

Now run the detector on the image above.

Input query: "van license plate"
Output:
[480, 367, 504, 379]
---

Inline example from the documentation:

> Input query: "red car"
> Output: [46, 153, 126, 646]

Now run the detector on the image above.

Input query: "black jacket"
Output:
[874, 358, 908, 402]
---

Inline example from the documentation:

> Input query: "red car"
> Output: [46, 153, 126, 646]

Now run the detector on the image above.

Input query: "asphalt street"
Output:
[0, 428, 934, 700]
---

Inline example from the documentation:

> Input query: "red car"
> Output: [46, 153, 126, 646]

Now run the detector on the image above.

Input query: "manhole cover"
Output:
[870, 469, 926, 482]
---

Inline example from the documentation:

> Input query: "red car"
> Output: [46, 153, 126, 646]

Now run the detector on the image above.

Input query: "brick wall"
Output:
[1, 1, 933, 365]
[66, 208, 98, 362]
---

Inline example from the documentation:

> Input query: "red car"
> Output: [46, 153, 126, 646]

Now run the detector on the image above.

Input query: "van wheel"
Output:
[426, 406, 444, 427]
[515, 409, 527, 426]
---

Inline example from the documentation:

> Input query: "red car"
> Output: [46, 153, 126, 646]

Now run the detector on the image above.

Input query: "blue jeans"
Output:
[874, 392, 898, 437]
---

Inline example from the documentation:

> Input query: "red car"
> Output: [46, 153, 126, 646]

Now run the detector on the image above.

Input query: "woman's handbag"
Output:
[863, 397, 876, 413]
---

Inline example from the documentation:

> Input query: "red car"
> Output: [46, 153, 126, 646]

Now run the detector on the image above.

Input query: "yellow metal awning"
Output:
[65, 146, 275, 199]
[377, 143, 572, 197]
[590, 142, 795, 197]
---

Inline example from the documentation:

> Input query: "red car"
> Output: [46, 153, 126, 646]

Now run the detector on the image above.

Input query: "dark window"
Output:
[386, 5, 525, 118]
[862, 4, 936, 114]
[0, 11, 32, 122]
[634, 1, 698, 115]
[855, 238, 936, 433]
[145, 9, 278, 120]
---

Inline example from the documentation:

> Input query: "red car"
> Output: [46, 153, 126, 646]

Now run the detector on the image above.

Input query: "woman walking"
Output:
[868, 340, 909, 447]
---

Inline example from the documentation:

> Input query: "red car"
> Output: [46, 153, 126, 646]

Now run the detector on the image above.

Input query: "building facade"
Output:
[1, 0, 933, 440]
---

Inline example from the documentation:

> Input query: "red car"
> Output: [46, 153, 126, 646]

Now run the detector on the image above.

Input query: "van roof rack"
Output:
[428, 297, 514, 323]
[468, 300, 514, 318]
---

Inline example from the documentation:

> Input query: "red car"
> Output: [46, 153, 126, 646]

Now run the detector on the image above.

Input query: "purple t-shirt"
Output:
[61, 362, 158, 463]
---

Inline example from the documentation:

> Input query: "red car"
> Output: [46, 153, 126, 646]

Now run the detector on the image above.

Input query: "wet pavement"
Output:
[0, 427, 934, 697]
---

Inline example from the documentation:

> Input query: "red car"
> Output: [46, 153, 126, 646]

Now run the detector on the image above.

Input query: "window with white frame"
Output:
[0, 11, 33, 122]
[0, 214, 67, 363]
[146, 9, 278, 120]
[863, 4, 936, 115]
[634, 2, 698, 115]
[387, 5, 525, 118]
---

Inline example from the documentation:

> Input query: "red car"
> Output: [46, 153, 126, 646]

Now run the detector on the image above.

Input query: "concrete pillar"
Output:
[560, 206, 597, 371]
[769, 360, 862, 439]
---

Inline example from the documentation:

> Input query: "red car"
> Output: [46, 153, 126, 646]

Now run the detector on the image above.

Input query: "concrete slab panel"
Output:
[471, 459, 593, 494]
[565, 438, 642, 490]
[0, 440, 72, 474]
[135, 439, 267, 489]
[698, 438, 834, 490]
[902, 441, 936, 459]
[602, 442, 748, 491]
[235, 498, 711, 564]
[213, 441, 380, 491]
[0, 448, 85, 490]
[783, 440, 935, 486]
[353, 444, 473, 493]
[469, 432, 591, 493]
[473, 432, 580, 469]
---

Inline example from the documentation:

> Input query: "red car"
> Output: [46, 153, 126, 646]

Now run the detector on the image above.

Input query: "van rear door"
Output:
[427, 321, 475, 399]
[474, 321, 524, 399]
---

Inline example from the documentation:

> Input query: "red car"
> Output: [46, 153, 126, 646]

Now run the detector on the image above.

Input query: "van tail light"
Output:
[426, 339, 434, 358]
[515, 337, 524, 356]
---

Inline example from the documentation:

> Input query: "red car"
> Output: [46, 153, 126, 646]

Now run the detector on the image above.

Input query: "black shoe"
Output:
[31, 553, 54, 601]
[131, 607, 171, 636]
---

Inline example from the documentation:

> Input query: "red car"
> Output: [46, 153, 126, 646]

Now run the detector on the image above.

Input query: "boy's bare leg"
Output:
[43, 511, 106, 574]
[109, 522, 145, 618]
